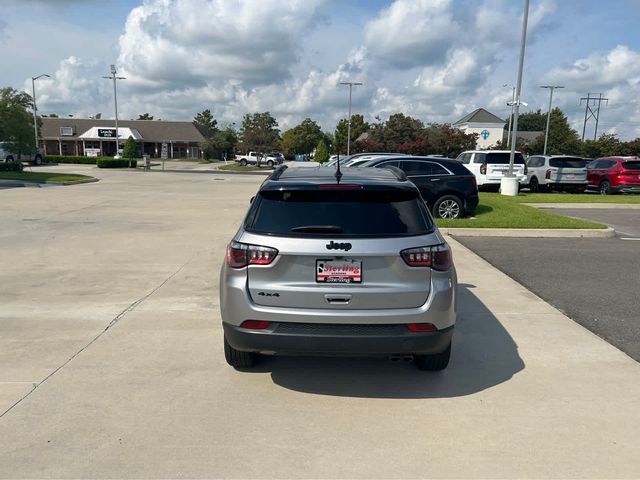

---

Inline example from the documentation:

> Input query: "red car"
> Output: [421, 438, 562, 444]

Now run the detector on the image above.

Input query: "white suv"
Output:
[525, 155, 588, 193]
[456, 150, 527, 189]
[0, 142, 46, 165]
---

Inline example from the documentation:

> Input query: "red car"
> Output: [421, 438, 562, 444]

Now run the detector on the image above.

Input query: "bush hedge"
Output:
[0, 161, 24, 172]
[46, 155, 99, 164]
[96, 158, 138, 168]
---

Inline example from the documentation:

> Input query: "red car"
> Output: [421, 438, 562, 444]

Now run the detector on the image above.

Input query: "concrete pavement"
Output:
[1, 167, 639, 478]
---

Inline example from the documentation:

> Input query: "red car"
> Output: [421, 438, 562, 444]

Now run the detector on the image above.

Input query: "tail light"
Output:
[240, 320, 271, 330]
[226, 241, 278, 268]
[401, 245, 452, 271]
[545, 169, 552, 179]
[407, 323, 437, 333]
[480, 163, 487, 175]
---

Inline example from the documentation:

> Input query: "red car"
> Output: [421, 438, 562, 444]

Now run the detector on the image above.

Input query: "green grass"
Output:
[0, 172, 94, 184]
[516, 192, 640, 204]
[218, 163, 266, 172]
[436, 193, 607, 229]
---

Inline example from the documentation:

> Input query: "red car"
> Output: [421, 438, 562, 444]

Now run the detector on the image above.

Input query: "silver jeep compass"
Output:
[219, 165, 457, 371]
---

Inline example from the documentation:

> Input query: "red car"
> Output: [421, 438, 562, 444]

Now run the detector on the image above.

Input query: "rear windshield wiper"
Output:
[291, 225, 344, 233]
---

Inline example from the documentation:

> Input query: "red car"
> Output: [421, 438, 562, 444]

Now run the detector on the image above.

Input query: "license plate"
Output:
[316, 259, 362, 284]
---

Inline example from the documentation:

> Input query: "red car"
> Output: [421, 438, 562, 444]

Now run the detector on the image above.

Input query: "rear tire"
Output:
[224, 336, 257, 369]
[6, 156, 13, 163]
[599, 180, 610, 195]
[239, 159, 247, 167]
[34, 155, 42, 166]
[266, 160, 274, 167]
[432, 195, 463, 219]
[414, 342, 451, 371]
[529, 177, 539, 193]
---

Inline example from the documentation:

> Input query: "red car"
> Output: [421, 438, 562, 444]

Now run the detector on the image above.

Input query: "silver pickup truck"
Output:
[0, 142, 46, 165]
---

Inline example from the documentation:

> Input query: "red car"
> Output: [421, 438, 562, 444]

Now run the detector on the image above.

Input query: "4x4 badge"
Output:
[326, 240, 352, 251]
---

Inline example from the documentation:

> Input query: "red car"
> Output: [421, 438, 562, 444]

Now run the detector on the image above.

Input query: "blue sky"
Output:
[3, 0, 640, 139]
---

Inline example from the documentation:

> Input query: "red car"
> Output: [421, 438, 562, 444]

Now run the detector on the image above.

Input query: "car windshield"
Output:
[246, 189, 433, 237]
[550, 158, 587, 168]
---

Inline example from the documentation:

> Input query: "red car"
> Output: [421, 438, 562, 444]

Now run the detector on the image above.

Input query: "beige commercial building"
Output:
[40, 118, 210, 159]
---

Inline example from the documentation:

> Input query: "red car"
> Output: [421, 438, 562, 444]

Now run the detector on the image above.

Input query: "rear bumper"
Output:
[465, 194, 479, 213]
[614, 184, 640, 193]
[224, 322, 454, 356]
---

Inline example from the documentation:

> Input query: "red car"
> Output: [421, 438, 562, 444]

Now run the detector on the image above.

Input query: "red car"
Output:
[586, 156, 640, 195]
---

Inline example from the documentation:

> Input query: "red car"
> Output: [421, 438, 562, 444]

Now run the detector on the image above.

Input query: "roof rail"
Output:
[270, 164, 288, 180]
[385, 166, 407, 181]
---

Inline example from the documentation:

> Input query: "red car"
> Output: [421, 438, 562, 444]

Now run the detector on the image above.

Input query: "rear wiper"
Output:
[291, 225, 343, 233]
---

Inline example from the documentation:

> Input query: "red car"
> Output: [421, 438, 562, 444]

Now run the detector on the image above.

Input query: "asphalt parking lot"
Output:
[1, 166, 639, 478]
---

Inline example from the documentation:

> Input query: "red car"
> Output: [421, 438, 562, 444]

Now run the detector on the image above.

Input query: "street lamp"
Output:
[102, 64, 126, 158]
[502, 0, 530, 197]
[503, 84, 516, 146]
[31, 74, 50, 153]
[339, 81, 362, 156]
[540, 85, 564, 155]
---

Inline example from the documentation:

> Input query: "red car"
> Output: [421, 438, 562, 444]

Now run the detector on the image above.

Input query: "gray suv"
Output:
[219, 165, 457, 371]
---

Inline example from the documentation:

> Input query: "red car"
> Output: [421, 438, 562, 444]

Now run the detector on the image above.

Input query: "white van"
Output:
[456, 150, 528, 189]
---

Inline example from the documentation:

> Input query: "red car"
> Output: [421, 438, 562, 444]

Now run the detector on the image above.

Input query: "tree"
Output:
[380, 113, 424, 150]
[48, 113, 59, 118]
[194, 109, 218, 135]
[334, 114, 369, 153]
[314, 139, 329, 163]
[523, 108, 581, 155]
[580, 133, 622, 159]
[203, 126, 238, 161]
[239, 112, 280, 154]
[279, 118, 324, 156]
[421, 123, 478, 158]
[509, 109, 547, 131]
[0, 87, 35, 155]
[137, 113, 154, 120]
[123, 136, 138, 159]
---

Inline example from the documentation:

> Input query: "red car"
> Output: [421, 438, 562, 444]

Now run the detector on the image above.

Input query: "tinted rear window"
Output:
[550, 157, 587, 168]
[246, 189, 433, 237]
[479, 153, 525, 164]
[622, 161, 640, 170]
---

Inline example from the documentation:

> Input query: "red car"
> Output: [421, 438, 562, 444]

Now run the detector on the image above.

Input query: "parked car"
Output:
[456, 150, 527, 190]
[525, 155, 588, 192]
[220, 165, 457, 371]
[0, 142, 46, 165]
[263, 152, 285, 167]
[324, 152, 402, 168]
[586, 156, 640, 195]
[360, 156, 479, 219]
[235, 151, 261, 166]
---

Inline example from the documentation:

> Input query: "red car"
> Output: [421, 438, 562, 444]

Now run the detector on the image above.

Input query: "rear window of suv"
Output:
[549, 157, 587, 168]
[477, 152, 526, 164]
[246, 189, 433, 237]
[622, 161, 640, 170]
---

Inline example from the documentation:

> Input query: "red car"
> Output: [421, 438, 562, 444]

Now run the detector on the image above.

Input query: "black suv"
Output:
[360, 156, 479, 219]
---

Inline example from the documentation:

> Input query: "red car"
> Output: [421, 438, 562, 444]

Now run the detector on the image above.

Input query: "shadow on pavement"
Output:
[252, 285, 525, 398]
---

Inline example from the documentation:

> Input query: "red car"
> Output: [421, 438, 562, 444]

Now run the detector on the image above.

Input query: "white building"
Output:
[453, 108, 506, 149]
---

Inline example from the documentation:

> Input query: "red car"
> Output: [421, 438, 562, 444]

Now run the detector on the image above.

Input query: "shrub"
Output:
[0, 161, 24, 172]
[96, 158, 138, 168]
[123, 137, 139, 159]
[47, 155, 98, 165]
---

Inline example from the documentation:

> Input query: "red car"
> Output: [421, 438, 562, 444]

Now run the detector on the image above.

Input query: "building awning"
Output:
[78, 127, 143, 141]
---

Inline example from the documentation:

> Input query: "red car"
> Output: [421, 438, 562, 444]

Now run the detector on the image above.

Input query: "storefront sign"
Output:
[161, 143, 168, 159]
[98, 128, 116, 138]
[85, 148, 101, 157]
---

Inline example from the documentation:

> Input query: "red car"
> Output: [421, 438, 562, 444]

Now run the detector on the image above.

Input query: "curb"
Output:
[143, 168, 270, 176]
[0, 178, 99, 187]
[440, 227, 616, 238]
[527, 203, 640, 209]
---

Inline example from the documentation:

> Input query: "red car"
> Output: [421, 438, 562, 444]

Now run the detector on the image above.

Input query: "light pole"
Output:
[339, 81, 362, 156]
[31, 74, 50, 153]
[541, 85, 564, 155]
[102, 64, 126, 158]
[503, 84, 515, 146]
[502, 0, 530, 197]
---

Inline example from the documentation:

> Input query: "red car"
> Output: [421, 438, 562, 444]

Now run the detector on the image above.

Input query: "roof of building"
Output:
[453, 108, 505, 125]
[40, 118, 209, 143]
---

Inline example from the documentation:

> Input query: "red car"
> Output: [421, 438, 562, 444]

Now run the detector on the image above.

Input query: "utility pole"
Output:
[102, 65, 126, 157]
[339, 81, 362, 156]
[31, 74, 51, 153]
[580, 93, 608, 141]
[541, 85, 564, 155]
